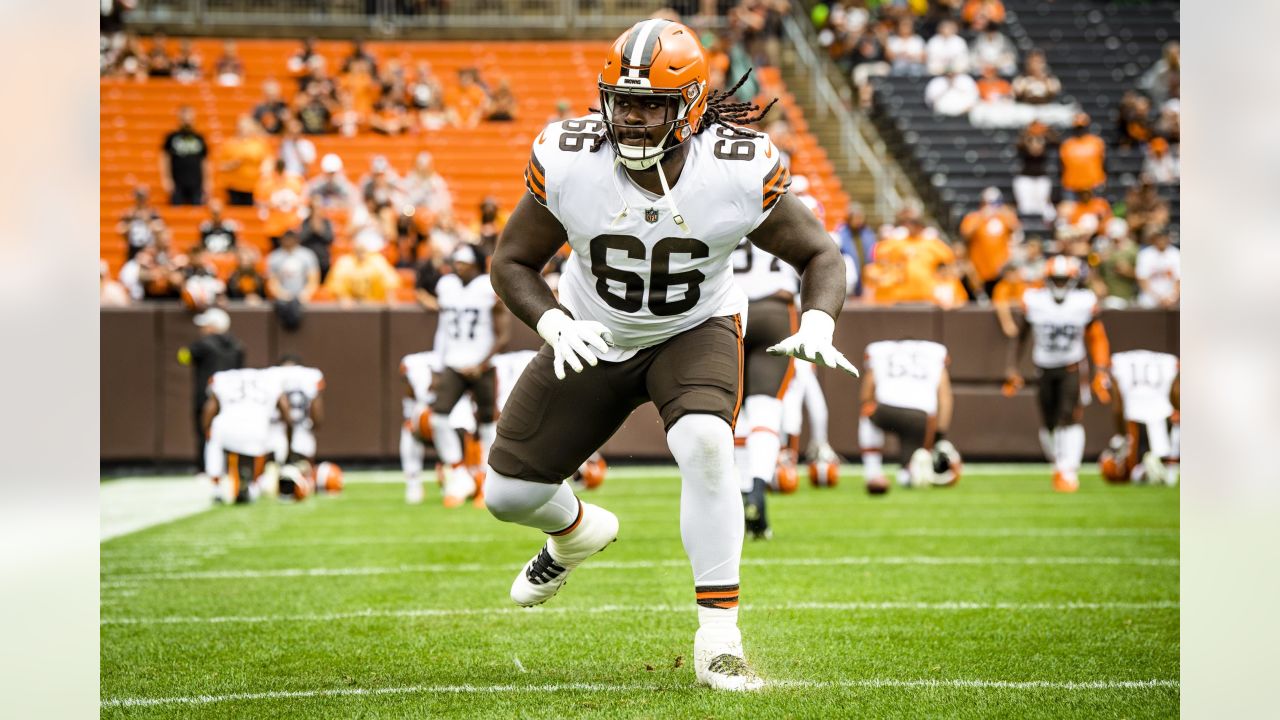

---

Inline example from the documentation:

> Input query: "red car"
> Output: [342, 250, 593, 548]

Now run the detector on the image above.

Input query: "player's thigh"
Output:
[468, 368, 498, 423]
[430, 368, 467, 415]
[743, 300, 796, 398]
[1060, 365, 1083, 425]
[1036, 367, 1064, 427]
[646, 315, 742, 431]
[873, 405, 930, 461]
[490, 346, 643, 484]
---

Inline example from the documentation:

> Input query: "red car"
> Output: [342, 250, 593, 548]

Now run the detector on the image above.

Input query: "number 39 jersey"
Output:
[865, 340, 949, 414]
[1021, 287, 1099, 369]
[526, 114, 790, 361]
[1110, 350, 1178, 422]
[434, 273, 497, 369]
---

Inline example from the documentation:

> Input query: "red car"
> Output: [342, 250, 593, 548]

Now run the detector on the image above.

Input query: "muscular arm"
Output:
[490, 193, 568, 330]
[277, 395, 293, 447]
[310, 393, 324, 429]
[488, 301, 512, 359]
[750, 193, 847, 319]
[1006, 311, 1030, 378]
[860, 368, 876, 409]
[937, 368, 953, 434]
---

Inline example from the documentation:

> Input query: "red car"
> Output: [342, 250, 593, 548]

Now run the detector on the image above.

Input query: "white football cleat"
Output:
[510, 502, 618, 607]
[405, 479, 424, 505]
[908, 447, 935, 488]
[442, 465, 476, 508]
[694, 625, 763, 691]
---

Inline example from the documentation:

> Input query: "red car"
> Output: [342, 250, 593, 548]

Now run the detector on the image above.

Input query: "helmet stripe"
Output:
[638, 19, 672, 66]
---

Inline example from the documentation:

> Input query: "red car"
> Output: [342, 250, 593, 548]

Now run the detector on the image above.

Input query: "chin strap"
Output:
[608, 156, 632, 227]
[654, 157, 689, 233]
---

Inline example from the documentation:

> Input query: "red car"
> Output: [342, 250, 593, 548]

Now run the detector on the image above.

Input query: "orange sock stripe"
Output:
[696, 598, 740, 609]
[749, 426, 779, 436]
[696, 590, 741, 599]
[547, 499, 584, 536]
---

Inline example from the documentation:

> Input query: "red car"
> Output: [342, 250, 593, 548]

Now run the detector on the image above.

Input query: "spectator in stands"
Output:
[140, 231, 183, 301]
[226, 245, 267, 303]
[278, 118, 317, 177]
[255, 159, 306, 248]
[1124, 175, 1170, 238]
[962, 0, 1005, 26]
[991, 235, 1046, 336]
[1155, 98, 1180, 145]
[969, 19, 1016, 77]
[1058, 188, 1112, 228]
[473, 196, 507, 257]
[414, 253, 444, 311]
[266, 229, 321, 304]
[1011, 50, 1060, 105]
[886, 18, 926, 76]
[1091, 218, 1139, 309]
[1139, 41, 1179, 109]
[214, 40, 244, 87]
[1012, 121, 1055, 222]
[325, 232, 400, 305]
[834, 202, 876, 297]
[402, 151, 453, 223]
[960, 187, 1021, 297]
[172, 39, 202, 84]
[118, 185, 166, 259]
[341, 39, 378, 76]
[146, 34, 172, 78]
[217, 115, 271, 207]
[409, 61, 444, 122]
[426, 212, 474, 261]
[1117, 91, 1154, 148]
[550, 98, 574, 123]
[160, 105, 209, 206]
[924, 64, 979, 116]
[198, 198, 239, 255]
[485, 79, 518, 122]
[447, 68, 491, 128]
[117, 247, 147, 302]
[1144, 137, 1180, 184]
[1136, 226, 1180, 308]
[335, 92, 363, 137]
[339, 58, 379, 123]
[299, 205, 335, 281]
[306, 153, 360, 216]
[252, 79, 290, 135]
[943, 240, 985, 306]
[287, 37, 320, 87]
[925, 19, 969, 77]
[849, 29, 890, 108]
[370, 96, 410, 135]
[296, 81, 336, 135]
[100, 260, 131, 307]
[109, 33, 149, 81]
[867, 207, 957, 304]
[975, 63, 1012, 102]
[1059, 113, 1105, 196]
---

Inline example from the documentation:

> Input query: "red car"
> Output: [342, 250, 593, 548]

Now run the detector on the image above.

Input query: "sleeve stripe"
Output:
[762, 159, 784, 194]
[528, 151, 546, 187]
[525, 171, 548, 206]
[525, 151, 548, 205]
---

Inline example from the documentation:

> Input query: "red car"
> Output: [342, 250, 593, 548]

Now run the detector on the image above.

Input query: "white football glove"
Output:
[536, 308, 614, 380]
[766, 309, 860, 377]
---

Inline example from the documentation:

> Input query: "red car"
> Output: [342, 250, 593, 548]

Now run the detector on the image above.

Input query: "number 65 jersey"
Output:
[526, 114, 790, 361]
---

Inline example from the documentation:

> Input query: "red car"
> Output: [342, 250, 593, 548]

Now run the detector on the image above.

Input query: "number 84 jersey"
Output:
[526, 114, 790, 361]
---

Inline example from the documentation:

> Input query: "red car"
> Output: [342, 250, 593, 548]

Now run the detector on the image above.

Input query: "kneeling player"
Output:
[203, 368, 290, 504]
[859, 339, 955, 493]
[1100, 349, 1179, 485]
[268, 354, 325, 499]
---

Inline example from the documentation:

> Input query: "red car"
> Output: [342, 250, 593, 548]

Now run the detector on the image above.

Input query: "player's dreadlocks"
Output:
[589, 69, 779, 153]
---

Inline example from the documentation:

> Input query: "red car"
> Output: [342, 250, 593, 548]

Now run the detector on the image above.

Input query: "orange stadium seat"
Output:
[101, 39, 848, 273]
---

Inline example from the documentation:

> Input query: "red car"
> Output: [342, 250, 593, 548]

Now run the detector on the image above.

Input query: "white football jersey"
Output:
[529, 114, 789, 361]
[1022, 287, 1099, 369]
[209, 368, 285, 456]
[1111, 350, 1178, 423]
[434, 273, 498, 369]
[492, 350, 538, 411]
[731, 238, 799, 301]
[865, 340, 949, 414]
[401, 351, 443, 404]
[268, 365, 325, 429]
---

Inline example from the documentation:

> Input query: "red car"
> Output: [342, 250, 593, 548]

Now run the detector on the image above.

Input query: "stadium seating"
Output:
[101, 40, 848, 277]
[868, 0, 1179, 236]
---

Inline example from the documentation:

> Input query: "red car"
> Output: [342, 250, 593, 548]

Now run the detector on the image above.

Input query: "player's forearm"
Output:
[797, 243, 849, 320]
[490, 257, 559, 331]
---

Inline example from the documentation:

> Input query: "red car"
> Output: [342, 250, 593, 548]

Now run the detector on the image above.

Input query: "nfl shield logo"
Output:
[644, 208, 659, 224]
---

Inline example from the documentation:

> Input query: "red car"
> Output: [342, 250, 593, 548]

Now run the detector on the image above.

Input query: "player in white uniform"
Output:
[859, 340, 956, 493]
[481, 20, 858, 691]
[1100, 350, 1179, 485]
[266, 355, 325, 498]
[202, 368, 290, 504]
[421, 244, 511, 508]
[1005, 255, 1112, 493]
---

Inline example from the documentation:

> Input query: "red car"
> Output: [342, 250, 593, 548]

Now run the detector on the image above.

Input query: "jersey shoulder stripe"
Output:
[525, 149, 548, 206]
[762, 158, 790, 212]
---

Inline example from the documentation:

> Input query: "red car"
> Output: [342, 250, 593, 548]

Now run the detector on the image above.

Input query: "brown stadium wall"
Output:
[100, 306, 1178, 464]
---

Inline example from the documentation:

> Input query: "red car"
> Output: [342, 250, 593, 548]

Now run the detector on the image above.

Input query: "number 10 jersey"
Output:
[526, 114, 790, 361]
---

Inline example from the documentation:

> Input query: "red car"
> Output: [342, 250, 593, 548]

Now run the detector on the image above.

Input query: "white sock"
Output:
[804, 375, 829, 446]
[862, 451, 883, 479]
[858, 417, 885, 477]
[733, 422, 752, 494]
[1039, 427, 1056, 463]
[477, 422, 497, 469]
[1055, 424, 1085, 475]
[744, 395, 783, 484]
[667, 414, 742, 627]
[400, 426, 424, 479]
[484, 471, 580, 532]
[430, 412, 463, 465]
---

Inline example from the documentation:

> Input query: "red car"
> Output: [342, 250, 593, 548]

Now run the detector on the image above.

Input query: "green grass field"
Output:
[101, 467, 1179, 718]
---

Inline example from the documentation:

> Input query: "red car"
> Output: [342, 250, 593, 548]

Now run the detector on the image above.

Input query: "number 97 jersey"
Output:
[526, 114, 790, 361]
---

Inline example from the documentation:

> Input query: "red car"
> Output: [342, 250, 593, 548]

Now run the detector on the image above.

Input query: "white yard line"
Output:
[100, 677, 1178, 708]
[100, 478, 214, 541]
[101, 600, 1179, 627]
[340, 464, 1067, 484]
[101, 554, 1177, 586]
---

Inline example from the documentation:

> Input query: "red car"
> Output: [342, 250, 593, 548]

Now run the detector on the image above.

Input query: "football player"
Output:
[422, 244, 512, 507]
[859, 339, 955, 493]
[481, 20, 857, 691]
[780, 360, 841, 489]
[729, 235, 798, 540]
[202, 367, 290, 504]
[1100, 350, 1179, 485]
[266, 354, 325, 498]
[1005, 255, 1112, 493]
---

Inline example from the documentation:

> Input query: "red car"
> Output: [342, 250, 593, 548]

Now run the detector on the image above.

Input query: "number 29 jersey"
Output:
[526, 114, 790, 361]
[1021, 287, 1099, 369]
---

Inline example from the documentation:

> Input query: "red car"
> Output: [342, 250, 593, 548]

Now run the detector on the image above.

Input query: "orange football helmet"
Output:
[316, 461, 344, 494]
[599, 19, 709, 163]
[1045, 255, 1083, 302]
